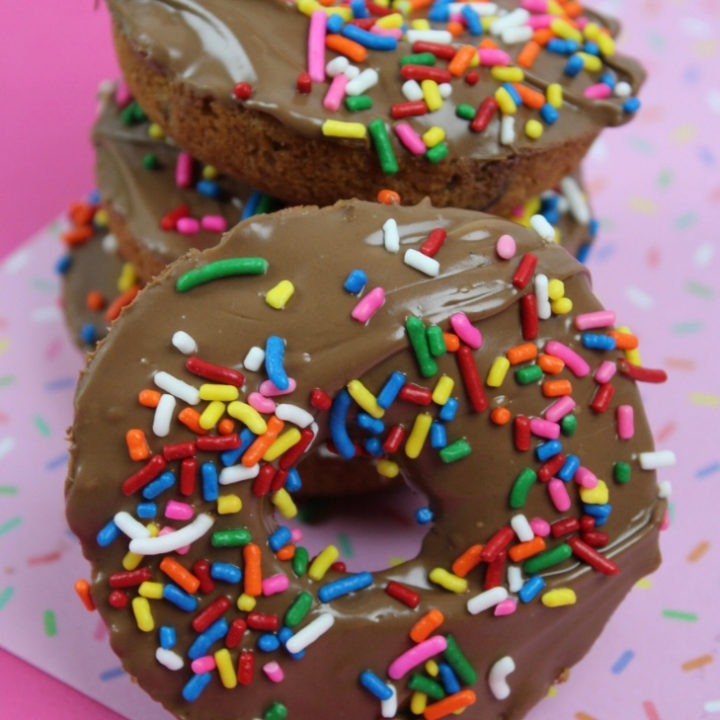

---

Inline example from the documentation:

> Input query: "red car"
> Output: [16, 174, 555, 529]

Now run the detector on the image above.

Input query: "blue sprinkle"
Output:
[269, 526, 292, 553]
[220, 428, 256, 467]
[318, 572, 373, 603]
[540, 103, 558, 125]
[136, 502, 157, 519]
[86, 189, 101, 205]
[188, 618, 229, 659]
[278, 626, 305, 659]
[599, 70, 616, 89]
[416, 507, 434, 525]
[201, 462, 219, 501]
[536, 439, 562, 462]
[330, 389, 355, 460]
[547, 38, 576, 54]
[589, 218, 599, 239]
[428, 0, 451, 22]
[377, 371, 406, 410]
[438, 397, 458, 422]
[196, 179, 222, 199]
[542, 208, 560, 225]
[80, 324, 97, 345]
[159, 626, 176, 649]
[576, 243, 592, 264]
[430, 422, 447, 449]
[611, 649, 635, 674]
[623, 97, 641, 114]
[583, 503, 612, 526]
[182, 672, 212, 702]
[518, 575, 546, 603]
[241, 190, 262, 219]
[564, 54, 584, 77]
[45, 453, 70, 471]
[44, 376, 76, 392]
[163, 584, 198, 612]
[99, 667, 125, 681]
[327, 13, 344, 33]
[344, 269, 367, 294]
[360, 670, 394, 701]
[461, 4, 482, 35]
[258, 633, 281, 652]
[210, 562, 242, 584]
[265, 335, 289, 391]
[350, 0, 369, 18]
[97, 519, 120, 547]
[142, 471, 175, 499]
[285, 468, 302, 492]
[541, 194, 559, 211]
[55, 254, 72, 274]
[357, 412, 384, 434]
[503, 82, 522, 106]
[438, 662, 461, 695]
[364, 436, 384, 457]
[696, 461, 720, 479]
[558, 454, 580, 482]
[342, 24, 397, 51]
[582, 333, 616, 351]
[583, 41, 600, 56]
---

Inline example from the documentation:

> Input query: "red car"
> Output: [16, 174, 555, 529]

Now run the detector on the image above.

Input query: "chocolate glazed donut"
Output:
[66, 200, 667, 720]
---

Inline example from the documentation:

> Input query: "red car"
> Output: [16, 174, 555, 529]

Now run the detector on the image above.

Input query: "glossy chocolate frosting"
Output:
[66, 200, 664, 720]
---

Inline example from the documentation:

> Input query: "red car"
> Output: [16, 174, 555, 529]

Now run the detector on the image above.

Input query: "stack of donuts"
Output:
[63, 3, 674, 720]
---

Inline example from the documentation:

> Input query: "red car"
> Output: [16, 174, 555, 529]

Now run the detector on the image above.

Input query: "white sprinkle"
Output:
[153, 371, 200, 405]
[466, 586, 509, 615]
[507, 565, 523, 593]
[501, 25, 533, 44]
[614, 80, 632, 98]
[405, 29, 452, 44]
[402, 79, 424, 102]
[275, 403, 314, 428]
[657, 480, 672, 499]
[129, 513, 213, 555]
[156, 647, 184, 671]
[404, 249, 439, 277]
[535, 274, 551, 320]
[639, 449, 676, 470]
[530, 214, 555, 242]
[152, 393, 176, 437]
[560, 176, 591, 225]
[285, 613, 335, 654]
[438, 82, 452, 99]
[32, 306, 62, 323]
[510, 514, 534, 543]
[113, 511, 152, 540]
[102, 233, 118, 253]
[219, 464, 260, 485]
[490, 8, 529, 35]
[693, 242, 715, 268]
[624, 285, 655, 310]
[243, 346, 265, 372]
[448, 2, 497, 15]
[381, 684, 397, 719]
[172, 331, 198, 355]
[383, 218, 400, 253]
[344, 64, 360, 81]
[707, 88, 720, 115]
[326, 56, 349, 77]
[0, 437, 15, 461]
[346, 68, 378, 96]
[488, 656, 516, 700]
[4, 248, 30, 275]
[500, 115, 515, 146]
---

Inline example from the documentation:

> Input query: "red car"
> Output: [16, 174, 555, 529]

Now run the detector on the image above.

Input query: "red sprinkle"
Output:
[550, 517, 580, 538]
[382, 424, 406, 453]
[398, 383, 433, 405]
[160, 204, 190, 231]
[185, 357, 245, 387]
[521, 293, 538, 340]
[296, 72, 312, 94]
[590, 383, 614, 413]
[580, 515, 596, 533]
[238, 651, 255, 685]
[179, 457, 197, 497]
[247, 612, 279, 632]
[253, 464, 276, 497]
[465, 70, 480, 86]
[481, 527, 514, 563]
[568, 536, 619, 575]
[331, 561, 347, 573]
[193, 560, 215, 594]
[391, 100, 429, 119]
[582, 530, 610, 548]
[457, 345, 488, 412]
[617, 358, 668, 384]
[192, 597, 231, 633]
[310, 388, 332, 411]
[412, 41, 456, 60]
[512, 253, 538, 290]
[233, 82, 253, 101]
[271, 468, 289, 492]
[108, 590, 129, 609]
[385, 581, 421, 608]
[367, 0, 393, 15]
[470, 97, 498, 133]
[484, 549, 507, 590]
[279, 428, 315, 470]
[538, 453, 566, 482]
[513, 415, 531, 452]
[400, 65, 451, 83]
[196, 434, 243, 452]
[163, 441, 196, 461]
[122, 455, 167, 496]
[108, 567, 151, 588]
[419, 229, 447, 258]
[226, 618, 248, 649]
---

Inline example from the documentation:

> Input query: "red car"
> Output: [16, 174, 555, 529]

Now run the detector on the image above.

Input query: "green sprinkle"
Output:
[0, 587, 14, 611]
[656, 169, 673, 188]
[406, 316, 438, 378]
[292, 546, 309, 577]
[0, 516, 21, 538]
[369, 119, 399, 175]
[685, 281, 714, 300]
[284, 591, 313, 628]
[44, 610, 58, 637]
[456, 104, 476, 121]
[0, 374, 15, 387]
[33, 415, 51, 437]
[31, 277, 57, 292]
[426, 325, 446, 357]
[560, 414, 577, 436]
[337, 531, 354, 558]
[345, 95, 373, 112]
[176, 257, 268, 292]
[672, 321, 703, 334]
[523, 543, 572, 574]
[0, 486, 18, 495]
[509, 468, 536, 508]
[142, 153, 159, 170]
[662, 609, 697, 622]
[425, 141, 448, 164]
[614, 461, 631, 484]
[674, 211, 698, 230]
[408, 674, 446, 700]
[444, 634, 478, 685]
[400, 52, 436, 66]
[211, 528, 251, 547]
[264, 702, 288, 720]
[515, 365, 543, 385]
[121, 100, 147, 126]
[439, 439, 471, 463]
[256, 193, 275, 215]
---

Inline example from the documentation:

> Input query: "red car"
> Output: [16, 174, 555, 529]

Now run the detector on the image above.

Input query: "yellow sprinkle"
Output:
[202, 165, 218, 180]
[487, 357, 510, 388]
[689, 392, 720, 407]
[263, 428, 302, 462]
[547, 278, 565, 300]
[494, 86, 517, 115]
[491, 66, 524, 83]
[546, 685, 558, 698]
[425, 660, 440, 677]
[422, 126, 446, 148]
[541, 588, 577, 607]
[199, 384, 239, 402]
[214, 648, 237, 688]
[217, 494, 242, 515]
[429, 568, 467, 594]
[525, 119, 543, 139]
[376, 12, 403, 28]
[580, 479, 609, 505]
[552, 297, 573, 315]
[551, 18, 582, 42]
[410, 19, 430, 30]
[635, 578, 652, 589]
[583, 21, 600, 40]
[138, 581, 164, 599]
[377, 459, 400, 478]
[625, 347, 642, 366]
[596, 32, 615, 57]
[199, 400, 226, 430]
[410, 691, 428, 715]
[405, 412, 432, 459]
[547, 0, 563, 13]
[577, 52, 603, 73]
[94, 208, 109, 227]
[481, 16, 496, 31]
[227, 401, 267, 435]
[468, 51, 479, 68]
[122, 550, 144, 571]
[147, 123, 165, 141]
[322, 120, 367, 139]
[308, 545, 339, 581]
[546, 83, 563, 109]
[132, 597, 154, 632]
[297, 0, 321, 14]
[347, 379, 385, 419]
[237, 593, 256, 612]
[265, 280, 295, 310]
[431, 375, 454, 405]
[421, 79, 443, 112]
[272, 488, 298, 519]
[117, 262, 137, 293]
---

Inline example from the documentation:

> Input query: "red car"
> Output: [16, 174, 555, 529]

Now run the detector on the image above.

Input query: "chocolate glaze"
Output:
[66, 200, 664, 720]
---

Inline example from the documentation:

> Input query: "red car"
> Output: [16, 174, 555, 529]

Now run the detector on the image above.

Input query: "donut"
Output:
[107, 0, 644, 213]
[66, 200, 670, 720]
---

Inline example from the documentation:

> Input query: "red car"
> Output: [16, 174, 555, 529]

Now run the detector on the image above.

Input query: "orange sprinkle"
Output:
[242, 416, 284, 467]
[138, 389, 161, 408]
[512, 82, 545, 109]
[410, 0, 434, 9]
[104, 285, 140, 322]
[276, 544, 295, 561]
[178, 407, 207, 435]
[424, 689, 476, 720]
[244, 543, 263, 597]
[218, 418, 235, 436]
[687, 540, 710, 563]
[126, 429, 151, 461]
[532, 28, 554, 46]
[446, 20, 463, 37]
[85, 290, 105, 311]
[608, 331, 639, 349]
[538, 353, 565, 374]
[448, 45, 476, 77]
[69, 201, 95, 226]
[377, 189, 401, 205]
[478, 37, 498, 50]
[563, 2, 583, 18]
[506, 342, 537, 365]
[490, 407, 512, 425]
[442, 332, 460, 352]
[74, 579, 96, 612]
[681, 654, 713, 672]
[410, 608, 444, 643]
[508, 536, 546, 562]
[543, 379, 573, 397]
[517, 40, 541, 69]
[325, 34, 367, 63]
[159, 557, 200, 594]
[62, 226, 94, 246]
[451, 544, 484, 577]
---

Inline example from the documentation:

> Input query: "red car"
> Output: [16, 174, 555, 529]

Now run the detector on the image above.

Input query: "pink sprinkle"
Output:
[191, 656, 216, 674]
[115, 81, 132, 108]
[308, 11, 327, 83]
[575, 16, 589, 30]
[449, 12, 463, 23]
[594, 359, 616, 384]
[660, 508, 670, 531]
[548, 478, 571, 512]
[617, 404, 634, 440]
[496, 234, 516, 260]
[290, 528, 304, 543]
[262, 574, 290, 597]
[176, 217, 200, 235]
[478, 48, 511, 66]
[263, 661, 284, 683]
[165, 500, 194, 521]
[159, 526, 190, 555]
[450, 313, 482, 349]
[388, 636, 448, 680]
[584, 83, 612, 99]
[201, 215, 228, 232]
[175, 152, 193, 189]
[543, 396, 576, 423]
[574, 310, 616, 331]
[529, 517, 551, 537]
[509, 206, 525, 219]
[259, 378, 297, 397]
[323, 73, 349, 112]
[351, 287, 386, 323]
[248, 392, 276, 414]
[522, 0, 549, 11]
[494, 598, 517, 616]
[529, 418, 560, 440]
[526, 14, 554, 29]
[575, 466, 598, 489]
[545, 341, 590, 377]
[394, 123, 426, 155]
[370, 26, 402, 39]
